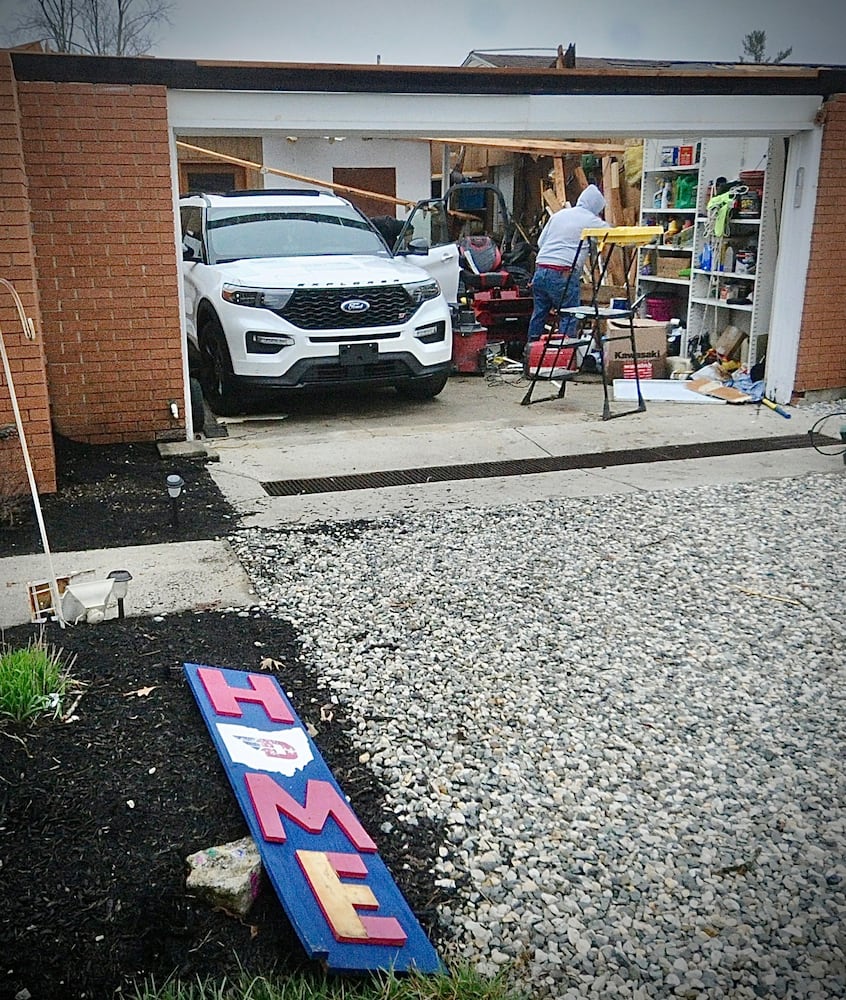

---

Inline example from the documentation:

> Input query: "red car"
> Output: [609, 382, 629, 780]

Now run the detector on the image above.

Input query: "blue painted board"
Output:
[184, 662, 442, 973]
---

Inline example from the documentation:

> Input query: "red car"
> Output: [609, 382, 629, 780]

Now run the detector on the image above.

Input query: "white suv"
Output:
[179, 190, 453, 415]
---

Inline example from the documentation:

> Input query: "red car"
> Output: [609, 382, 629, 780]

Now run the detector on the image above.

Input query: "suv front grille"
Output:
[278, 286, 414, 330]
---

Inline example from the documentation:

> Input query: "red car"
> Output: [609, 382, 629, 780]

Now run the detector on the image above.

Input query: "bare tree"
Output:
[11, 0, 171, 56]
[739, 29, 793, 64]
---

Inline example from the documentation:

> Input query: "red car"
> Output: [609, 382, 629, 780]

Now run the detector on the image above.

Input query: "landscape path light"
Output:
[166, 473, 184, 528]
[107, 569, 133, 619]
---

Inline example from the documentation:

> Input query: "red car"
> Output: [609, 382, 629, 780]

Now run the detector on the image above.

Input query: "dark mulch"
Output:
[0, 437, 450, 999]
[0, 433, 237, 557]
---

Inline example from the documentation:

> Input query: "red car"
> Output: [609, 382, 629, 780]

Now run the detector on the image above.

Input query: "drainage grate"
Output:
[261, 434, 826, 497]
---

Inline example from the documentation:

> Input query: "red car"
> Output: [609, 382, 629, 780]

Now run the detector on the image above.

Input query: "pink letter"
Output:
[245, 774, 377, 852]
[197, 667, 295, 723]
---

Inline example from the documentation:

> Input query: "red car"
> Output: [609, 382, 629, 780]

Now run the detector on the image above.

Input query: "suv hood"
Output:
[214, 255, 434, 288]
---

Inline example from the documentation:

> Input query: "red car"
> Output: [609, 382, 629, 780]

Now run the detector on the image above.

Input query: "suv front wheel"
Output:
[200, 317, 241, 416]
[395, 371, 450, 401]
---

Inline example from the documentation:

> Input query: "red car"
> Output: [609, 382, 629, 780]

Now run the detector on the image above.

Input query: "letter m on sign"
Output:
[183, 662, 442, 974]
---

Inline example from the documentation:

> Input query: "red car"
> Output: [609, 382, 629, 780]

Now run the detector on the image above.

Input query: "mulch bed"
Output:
[0, 438, 450, 999]
[0, 433, 238, 557]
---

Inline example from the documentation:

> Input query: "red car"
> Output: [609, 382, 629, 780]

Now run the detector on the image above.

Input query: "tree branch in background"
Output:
[739, 29, 793, 65]
[9, 0, 172, 56]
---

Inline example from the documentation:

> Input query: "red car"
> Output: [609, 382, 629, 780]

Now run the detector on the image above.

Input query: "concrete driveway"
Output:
[197, 374, 840, 527]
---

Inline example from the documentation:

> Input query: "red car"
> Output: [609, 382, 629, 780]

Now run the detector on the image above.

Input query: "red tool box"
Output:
[527, 334, 577, 375]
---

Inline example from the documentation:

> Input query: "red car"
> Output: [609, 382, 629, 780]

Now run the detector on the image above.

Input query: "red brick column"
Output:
[16, 79, 184, 443]
[794, 93, 846, 396]
[0, 52, 55, 493]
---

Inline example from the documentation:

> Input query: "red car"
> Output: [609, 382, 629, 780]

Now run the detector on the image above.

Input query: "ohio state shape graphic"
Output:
[184, 663, 442, 973]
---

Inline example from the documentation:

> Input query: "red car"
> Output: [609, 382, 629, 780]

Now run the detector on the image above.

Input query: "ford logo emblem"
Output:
[340, 299, 370, 313]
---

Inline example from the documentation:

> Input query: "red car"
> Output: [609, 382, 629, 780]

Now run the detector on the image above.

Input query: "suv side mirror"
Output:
[182, 244, 197, 261]
[403, 237, 430, 256]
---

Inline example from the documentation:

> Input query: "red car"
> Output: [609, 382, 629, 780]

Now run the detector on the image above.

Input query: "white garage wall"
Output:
[261, 136, 431, 218]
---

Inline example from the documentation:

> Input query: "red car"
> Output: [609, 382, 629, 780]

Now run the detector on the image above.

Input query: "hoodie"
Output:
[535, 184, 610, 269]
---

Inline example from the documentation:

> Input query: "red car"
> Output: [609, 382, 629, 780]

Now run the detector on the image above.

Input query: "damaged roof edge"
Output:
[8, 50, 846, 100]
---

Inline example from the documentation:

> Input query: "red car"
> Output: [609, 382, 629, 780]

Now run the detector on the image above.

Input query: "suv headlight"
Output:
[402, 279, 441, 306]
[222, 284, 294, 311]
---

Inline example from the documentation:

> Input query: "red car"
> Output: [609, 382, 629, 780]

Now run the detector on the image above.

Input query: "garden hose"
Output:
[807, 411, 846, 456]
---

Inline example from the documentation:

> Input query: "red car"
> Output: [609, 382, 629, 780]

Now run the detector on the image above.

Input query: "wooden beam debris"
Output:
[176, 141, 416, 208]
[426, 137, 629, 156]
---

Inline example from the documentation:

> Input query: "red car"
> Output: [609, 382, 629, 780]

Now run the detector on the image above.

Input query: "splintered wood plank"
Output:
[552, 157, 567, 205]
[543, 188, 563, 214]
[601, 158, 625, 285]
[574, 165, 588, 192]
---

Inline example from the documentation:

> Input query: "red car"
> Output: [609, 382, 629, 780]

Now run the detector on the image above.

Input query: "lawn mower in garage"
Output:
[450, 183, 535, 373]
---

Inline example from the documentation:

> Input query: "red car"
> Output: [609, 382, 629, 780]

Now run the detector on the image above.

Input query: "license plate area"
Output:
[339, 343, 379, 364]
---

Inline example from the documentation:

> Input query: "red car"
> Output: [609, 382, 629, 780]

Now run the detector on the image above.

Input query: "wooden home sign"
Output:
[184, 663, 442, 973]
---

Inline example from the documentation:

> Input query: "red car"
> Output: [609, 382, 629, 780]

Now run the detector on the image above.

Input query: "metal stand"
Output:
[521, 226, 663, 419]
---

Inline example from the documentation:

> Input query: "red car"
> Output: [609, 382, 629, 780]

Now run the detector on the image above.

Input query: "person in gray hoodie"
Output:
[526, 184, 610, 342]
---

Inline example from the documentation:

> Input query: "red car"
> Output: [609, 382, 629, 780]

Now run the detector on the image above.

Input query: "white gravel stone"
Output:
[230, 470, 846, 998]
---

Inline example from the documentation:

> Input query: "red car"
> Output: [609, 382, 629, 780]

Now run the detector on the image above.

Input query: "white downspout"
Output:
[167, 124, 194, 442]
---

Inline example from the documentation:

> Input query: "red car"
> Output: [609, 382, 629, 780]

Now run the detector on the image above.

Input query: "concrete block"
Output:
[185, 835, 262, 917]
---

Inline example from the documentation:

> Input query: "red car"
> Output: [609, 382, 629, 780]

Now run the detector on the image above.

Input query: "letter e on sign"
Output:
[297, 850, 407, 946]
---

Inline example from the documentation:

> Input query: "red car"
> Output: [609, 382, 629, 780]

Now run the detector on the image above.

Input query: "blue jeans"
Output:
[527, 267, 580, 341]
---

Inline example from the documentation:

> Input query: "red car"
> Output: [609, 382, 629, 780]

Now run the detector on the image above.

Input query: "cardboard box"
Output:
[656, 255, 691, 279]
[677, 145, 695, 166]
[604, 319, 667, 380]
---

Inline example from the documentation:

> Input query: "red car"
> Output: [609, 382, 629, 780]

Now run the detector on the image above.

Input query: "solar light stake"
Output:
[166, 474, 184, 528]
[107, 569, 133, 619]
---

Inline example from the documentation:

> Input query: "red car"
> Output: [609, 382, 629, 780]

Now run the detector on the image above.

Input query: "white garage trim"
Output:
[167, 91, 823, 138]
[767, 127, 824, 403]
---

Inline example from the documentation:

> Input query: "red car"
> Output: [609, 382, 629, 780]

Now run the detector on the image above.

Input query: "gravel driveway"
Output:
[231, 470, 845, 998]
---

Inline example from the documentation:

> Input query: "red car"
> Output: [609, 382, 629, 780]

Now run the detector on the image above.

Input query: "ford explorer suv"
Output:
[179, 190, 453, 415]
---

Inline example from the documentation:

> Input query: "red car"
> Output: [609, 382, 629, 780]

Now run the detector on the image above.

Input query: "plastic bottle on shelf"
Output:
[660, 180, 671, 210]
[699, 242, 712, 271]
[722, 245, 735, 274]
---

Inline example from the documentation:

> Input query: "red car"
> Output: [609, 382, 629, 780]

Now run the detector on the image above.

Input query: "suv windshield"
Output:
[206, 206, 389, 263]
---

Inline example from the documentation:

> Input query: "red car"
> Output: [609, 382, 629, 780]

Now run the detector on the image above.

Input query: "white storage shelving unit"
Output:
[638, 137, 783, 369]
[637, 139, 701, 340]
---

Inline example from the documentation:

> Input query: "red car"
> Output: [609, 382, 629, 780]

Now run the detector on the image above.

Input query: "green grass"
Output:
[0, 634, 77, 721]
[131, 965, 527, 1000]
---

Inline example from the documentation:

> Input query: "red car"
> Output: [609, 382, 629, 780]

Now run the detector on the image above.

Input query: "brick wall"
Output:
[0, 52, 55, 493]
[16, 80, 184, 444]
[794, 93, 846, 396]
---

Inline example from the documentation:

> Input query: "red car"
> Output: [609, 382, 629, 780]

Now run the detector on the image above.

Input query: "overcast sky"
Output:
[1, 0, 843, 66]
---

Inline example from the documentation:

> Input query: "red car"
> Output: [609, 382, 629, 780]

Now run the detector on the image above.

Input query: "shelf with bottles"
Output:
[645, 170, 698, 215]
